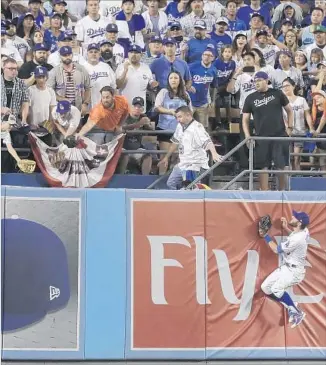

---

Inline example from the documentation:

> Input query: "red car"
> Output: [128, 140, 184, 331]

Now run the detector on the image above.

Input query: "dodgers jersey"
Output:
[171, 120, 211, 171]
[83, 62, 117, 108]
[280, 228, 309, 269]
[189, 61, 218, 107]
[75, 15, 113, 56]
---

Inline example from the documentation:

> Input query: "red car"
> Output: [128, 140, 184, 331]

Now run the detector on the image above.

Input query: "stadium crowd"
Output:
[1, 0, 326, 190]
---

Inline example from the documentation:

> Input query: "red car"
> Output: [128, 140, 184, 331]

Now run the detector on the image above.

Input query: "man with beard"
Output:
[208, 17, 232, 56]
[116, 44, 158, 110]
[104, 23, 125, 66]
[184, 20, 217, 64]
[76, 85, 129, 144]
[260, 211, 310, 328]
[3, 20, 30, 60]
[47, 31, 87, 68]
[99, 39, 118, 71]
[47, 46, 91, 114]
[18, 43, 53, 86]
[1, 27, 23, 68]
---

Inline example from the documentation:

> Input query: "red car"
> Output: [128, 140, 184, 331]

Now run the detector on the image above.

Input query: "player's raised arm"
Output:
[258, 215, 280, 254]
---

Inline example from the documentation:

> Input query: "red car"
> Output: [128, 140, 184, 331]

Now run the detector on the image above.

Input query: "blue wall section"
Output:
[1, 187, 326, 361]
[85, 190, 127, 359]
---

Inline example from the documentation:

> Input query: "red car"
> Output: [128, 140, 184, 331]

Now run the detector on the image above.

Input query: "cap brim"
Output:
[311, 91, 326, 98]
[1, 219, 70, 331]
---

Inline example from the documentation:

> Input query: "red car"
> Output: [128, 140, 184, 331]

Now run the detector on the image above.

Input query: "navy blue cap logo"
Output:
[1, 218, 70, 332]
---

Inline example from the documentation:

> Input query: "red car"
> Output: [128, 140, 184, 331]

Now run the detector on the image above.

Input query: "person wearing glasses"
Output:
[1, 57, 29, 171]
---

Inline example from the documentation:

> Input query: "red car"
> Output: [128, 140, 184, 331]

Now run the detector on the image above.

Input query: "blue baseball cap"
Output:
[1, 218, 70, 332]
[106, 23, 118, 33]
[194, 19, 207, 29]
[53, 0, 67, 5]
[33, 43, 49, 51]
[58, 31, 73, 41]
[56, 100, 71, 114]
[292, 210, 310, 226]
[150, 35, 162, 43]
[128, 44, 142, 53]
[34, 66, 48, 77]
[59, 45, 72, 56]
[100, 39, 114, 47]
[204, 47, 216, 57]
[163, 37, 176, 45]
[51, 12, 62, 18]
[87, 42, 100, 51]
[254, 71, 269, 81]
[169, 21, 181, 30]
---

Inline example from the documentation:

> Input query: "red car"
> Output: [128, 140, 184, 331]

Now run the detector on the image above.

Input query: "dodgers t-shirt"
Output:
[242, 88, 289, 136]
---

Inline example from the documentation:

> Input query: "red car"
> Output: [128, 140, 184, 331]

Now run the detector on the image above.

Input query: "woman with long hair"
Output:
[251, 47, 275, 75]
[282, 77, 314, 171]
[231, 32, 250, 68]
[25, 29, 45, 62]
[16, 13, 37, 45]
[154, 70, 192, 174]
[311, 90, 326, 171]
[283, 29, 299, 55]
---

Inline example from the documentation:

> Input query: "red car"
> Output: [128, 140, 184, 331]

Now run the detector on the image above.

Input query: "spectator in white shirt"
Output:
[116, 44, 158, 110]
[1, 28, 23, 67]
[84, 43, 117, 109]
[4, 20, 31, 61]
[158, 105, 222, 189]
[203, 0, 225, 19]
[48, 31, 87, 67]
[28, 66, 57, 144]
[142, 0, 169, 41]
[75, 0, 113, 57]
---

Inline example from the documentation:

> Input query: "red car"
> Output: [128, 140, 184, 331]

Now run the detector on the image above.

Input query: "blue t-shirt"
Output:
[44, 29, 64, 53]
[227, 18, 248, 32]
[150, 56, 191, 89]
[186, 37, 217, 64]
[237, 5, 272, 28]
[189, 61, 218, 107]
[208, 32, 232, 55]
[214, 58, 236, 86]
[165, 1, 186, 24]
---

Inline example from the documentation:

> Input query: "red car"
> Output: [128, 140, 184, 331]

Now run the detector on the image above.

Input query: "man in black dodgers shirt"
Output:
[242, 71, 294, 191]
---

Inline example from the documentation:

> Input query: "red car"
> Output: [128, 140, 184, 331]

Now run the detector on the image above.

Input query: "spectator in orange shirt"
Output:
[76, 86, 129, 144]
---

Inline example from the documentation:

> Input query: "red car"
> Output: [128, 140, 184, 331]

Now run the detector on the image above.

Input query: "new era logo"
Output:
[50, 286, 60, 301]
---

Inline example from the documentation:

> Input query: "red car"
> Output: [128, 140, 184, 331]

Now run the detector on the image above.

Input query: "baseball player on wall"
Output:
[258, 211, 310, 328]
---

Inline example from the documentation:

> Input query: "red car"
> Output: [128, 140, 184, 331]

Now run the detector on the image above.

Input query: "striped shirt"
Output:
[64, 66, 76, 105]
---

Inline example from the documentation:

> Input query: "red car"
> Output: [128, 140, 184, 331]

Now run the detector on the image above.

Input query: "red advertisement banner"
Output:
[131, 199, 326, 350]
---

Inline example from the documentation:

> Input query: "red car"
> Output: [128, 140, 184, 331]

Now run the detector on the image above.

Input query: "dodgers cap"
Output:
[34, 66, 48, 77]
[254, 71, 269, 80]
[292, 210, 310, 226]
[1, 218, 70, 331]
[56, 100, 71, 113]
[59, 45, 72, 55]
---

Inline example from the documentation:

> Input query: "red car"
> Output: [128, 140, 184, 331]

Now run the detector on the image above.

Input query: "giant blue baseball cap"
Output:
[292, 210, 310, 226]
[1, 218, 70, 332]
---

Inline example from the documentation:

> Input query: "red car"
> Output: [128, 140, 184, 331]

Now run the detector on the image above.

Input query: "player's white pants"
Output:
[261, 264, 305, 298]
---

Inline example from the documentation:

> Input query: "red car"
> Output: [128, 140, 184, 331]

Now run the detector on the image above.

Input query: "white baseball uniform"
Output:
[83, 61, 116, 108]
[261, 228, 309, 298]
[75, 15, 113, 57]
[4, 37, 30, 60]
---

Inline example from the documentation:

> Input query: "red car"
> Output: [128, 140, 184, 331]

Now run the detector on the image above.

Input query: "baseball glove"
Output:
[63, 136, 77, 148]
[18, 159, 36, 174]
[258, 215, 272, 237]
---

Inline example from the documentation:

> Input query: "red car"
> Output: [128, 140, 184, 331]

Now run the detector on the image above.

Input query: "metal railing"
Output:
[186, 135, 326, 191]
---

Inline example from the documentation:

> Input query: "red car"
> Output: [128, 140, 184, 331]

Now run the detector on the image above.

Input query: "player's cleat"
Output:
[291, 311, 306, 328]
[288, 302, 298, 323]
